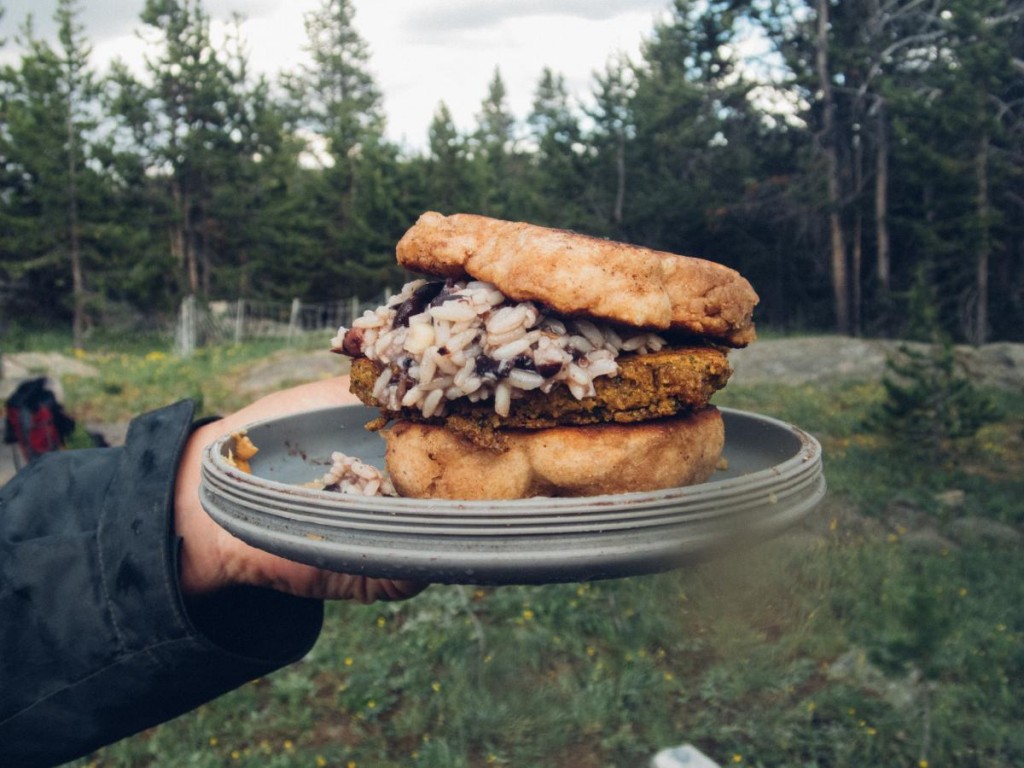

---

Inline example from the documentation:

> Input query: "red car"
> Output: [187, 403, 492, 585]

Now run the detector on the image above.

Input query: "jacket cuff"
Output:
[98, 399, 324, 663]
[69, 401, 324, 759]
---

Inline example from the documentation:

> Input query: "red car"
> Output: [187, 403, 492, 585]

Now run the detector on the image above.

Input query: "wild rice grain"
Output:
[494, 381, 512, 417]
[335, 278, 668, 420]
[422, 388, 445, 418]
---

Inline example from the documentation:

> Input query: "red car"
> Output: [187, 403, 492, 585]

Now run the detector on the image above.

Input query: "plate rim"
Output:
[202, 405, 822, 514]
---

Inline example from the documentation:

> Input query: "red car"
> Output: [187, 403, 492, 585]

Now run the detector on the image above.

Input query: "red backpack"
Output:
[4, 378, 76, 465]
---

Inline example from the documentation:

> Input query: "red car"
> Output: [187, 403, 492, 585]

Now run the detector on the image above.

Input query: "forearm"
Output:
[0, 399, 325, 766]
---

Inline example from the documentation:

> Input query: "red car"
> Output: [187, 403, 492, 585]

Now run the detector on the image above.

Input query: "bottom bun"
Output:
[384, 407, 725, 500]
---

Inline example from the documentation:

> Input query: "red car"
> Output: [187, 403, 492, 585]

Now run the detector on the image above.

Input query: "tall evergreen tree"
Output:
[586, 54, 636, 238]
[0, 3, 104, 340]
[628, 0, 759, 256]
[133, 0, 240, 298]
[929, 0, 1024, 344]
[283, 0, 403, 299]
[425, 101, 477, 213]
[527, 68, 588, 229]
[54, 0, 94, 345]
[473, 68, 522, 217]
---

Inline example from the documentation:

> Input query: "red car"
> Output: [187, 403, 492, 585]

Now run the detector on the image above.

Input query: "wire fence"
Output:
[174, 292, 391, 357]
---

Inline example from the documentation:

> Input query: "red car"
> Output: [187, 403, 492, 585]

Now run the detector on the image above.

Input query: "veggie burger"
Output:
[332, 211, 758, 500]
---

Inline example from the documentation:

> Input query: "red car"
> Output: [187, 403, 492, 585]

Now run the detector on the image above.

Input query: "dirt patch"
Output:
[233, 348, 351, 395]
[729, 336, 1024, 391]
[1, 352, 100, 400]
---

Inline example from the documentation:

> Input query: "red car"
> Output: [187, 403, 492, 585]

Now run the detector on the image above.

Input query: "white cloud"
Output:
[400, 0, 665, 36]
[1, 0, 667, 151]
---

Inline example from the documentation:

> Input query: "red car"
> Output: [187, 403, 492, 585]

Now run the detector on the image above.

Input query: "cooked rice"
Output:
[331, 278, 666, 420]
[319, 452, 396, 497]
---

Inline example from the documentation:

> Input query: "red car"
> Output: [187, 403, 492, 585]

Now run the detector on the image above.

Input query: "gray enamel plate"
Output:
[200, 406, 825, 585]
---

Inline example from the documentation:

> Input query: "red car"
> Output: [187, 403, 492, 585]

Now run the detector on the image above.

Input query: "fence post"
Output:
[349, 296, 360, 327]
[176, 295, 197, 358]
[287, 298, 301, 345]
[234, 299, 245, 344]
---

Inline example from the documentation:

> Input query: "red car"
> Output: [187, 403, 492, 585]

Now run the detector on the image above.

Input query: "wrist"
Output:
[175, 420, 234, 595]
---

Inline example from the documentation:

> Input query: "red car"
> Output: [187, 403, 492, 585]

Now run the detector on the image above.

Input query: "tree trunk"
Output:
[815, 0, 850, 334]
[179, 187, 198, 296]
[852, 132, 863, 337]
[973, 133, 990, 346]
[169, 182, 195, 294]
[613, 129, 625, 234]
[200, 201, 212, 299]
[875, 101, 891, 300]
[66, 93, 85, 349]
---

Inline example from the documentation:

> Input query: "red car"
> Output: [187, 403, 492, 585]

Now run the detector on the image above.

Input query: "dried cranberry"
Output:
[339, 327, 364, 357]
[428, 278, 460, 308]
[393, 281, 445, 327]
[475, 356, 500, 377]
[535, 361, 562, 378]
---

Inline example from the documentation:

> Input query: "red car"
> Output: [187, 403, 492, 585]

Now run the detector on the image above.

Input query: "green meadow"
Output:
[42, 338, 1024, 768]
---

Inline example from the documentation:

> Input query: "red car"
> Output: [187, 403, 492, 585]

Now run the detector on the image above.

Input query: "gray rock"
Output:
[728, 336, 1023, 392]
[900, 528, 957, 554]
[827, 648, 923, 711]
[946, 516, 1023, 548]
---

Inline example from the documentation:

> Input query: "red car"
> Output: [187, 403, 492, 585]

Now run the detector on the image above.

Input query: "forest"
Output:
[1, 0, 1022, 347]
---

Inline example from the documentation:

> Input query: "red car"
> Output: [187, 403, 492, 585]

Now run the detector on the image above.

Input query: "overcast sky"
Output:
[1, 0, 671, 151]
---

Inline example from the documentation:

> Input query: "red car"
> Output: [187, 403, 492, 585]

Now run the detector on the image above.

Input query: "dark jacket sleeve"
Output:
[0, 400, 324, 767]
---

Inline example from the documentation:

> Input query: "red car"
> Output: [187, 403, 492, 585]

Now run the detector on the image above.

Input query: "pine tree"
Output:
[527, 68, 588, 229]
[282, 0, 404, 299]
[473, 68, 522, 217]
[585, 54, 636, 237]
[628, 0, 759, 255]
[872, 267, 1000, 458]
[426, 101, 476, 213]
[0, 4, 102, 340]
[136, 0, 240, 298]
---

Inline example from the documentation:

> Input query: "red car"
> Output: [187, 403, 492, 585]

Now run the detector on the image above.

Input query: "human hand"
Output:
[174, 375, 426, 604]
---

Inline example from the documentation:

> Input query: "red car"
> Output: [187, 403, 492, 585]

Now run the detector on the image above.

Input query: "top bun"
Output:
[396, 211, 758, 346]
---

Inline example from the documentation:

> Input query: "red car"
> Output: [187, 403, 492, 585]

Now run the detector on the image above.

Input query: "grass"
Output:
[54, 335, 332, 424]
[27, 337, 1022, 768]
